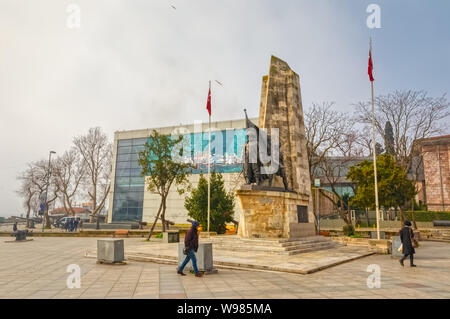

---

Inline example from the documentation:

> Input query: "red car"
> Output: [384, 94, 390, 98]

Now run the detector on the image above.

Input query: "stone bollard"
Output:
[162, 231, 180, 243]
[178, 243, 215, 273]
[391, 236, 403, 258]
[97, 239, 124, 264]
[370, 231, 386, 239]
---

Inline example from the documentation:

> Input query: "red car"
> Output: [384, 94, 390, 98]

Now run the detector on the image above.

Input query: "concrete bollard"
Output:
[97, 239, 124, 264]
[162, 231, 180, 243]
[178, 243, 215, 273]
[391, 236, 403, 258]
[370, 231, 385, 239]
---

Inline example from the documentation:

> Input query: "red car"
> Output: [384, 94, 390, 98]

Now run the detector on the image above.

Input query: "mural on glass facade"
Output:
[111, 129, 246, 222]
[177, 128, 246, 174]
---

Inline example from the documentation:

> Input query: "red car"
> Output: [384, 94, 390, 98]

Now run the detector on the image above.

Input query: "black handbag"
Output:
[183, 247, 189, 255]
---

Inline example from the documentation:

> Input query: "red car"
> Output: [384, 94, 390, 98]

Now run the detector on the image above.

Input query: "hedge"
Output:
[405, 211, 450, 222]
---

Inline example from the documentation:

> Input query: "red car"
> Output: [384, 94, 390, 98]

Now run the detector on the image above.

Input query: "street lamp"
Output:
[42, 151, 56, 232]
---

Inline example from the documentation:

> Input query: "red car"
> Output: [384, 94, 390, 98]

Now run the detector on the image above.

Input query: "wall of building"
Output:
[142, 172, 244, 224]
[422, 142, 450, 211]
[107, 118, 256, 224]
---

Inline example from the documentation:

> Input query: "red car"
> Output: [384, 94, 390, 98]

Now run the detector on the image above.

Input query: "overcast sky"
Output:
[1, 0, 449, 217]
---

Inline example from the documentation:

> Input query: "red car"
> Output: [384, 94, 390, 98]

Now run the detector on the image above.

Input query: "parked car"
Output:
[54, 217, 74, 228]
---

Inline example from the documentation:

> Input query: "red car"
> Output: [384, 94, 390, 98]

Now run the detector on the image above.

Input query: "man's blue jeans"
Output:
[179, 249, 199, 274]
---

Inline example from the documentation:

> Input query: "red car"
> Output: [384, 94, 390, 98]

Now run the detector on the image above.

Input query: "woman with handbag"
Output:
[399, 220, 418, 267]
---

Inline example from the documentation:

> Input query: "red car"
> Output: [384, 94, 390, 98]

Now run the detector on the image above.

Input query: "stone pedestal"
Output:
[391, 236, 403, 258]
[97, 239, 124, 263]
[178, 243, 214, 272]
[236, 187, 313, 239]
[162, 231, 179, 243]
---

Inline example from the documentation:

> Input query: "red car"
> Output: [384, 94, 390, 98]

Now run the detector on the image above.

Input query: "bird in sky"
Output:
[215, 80, 223, 86]
[170, 5, 176, 10]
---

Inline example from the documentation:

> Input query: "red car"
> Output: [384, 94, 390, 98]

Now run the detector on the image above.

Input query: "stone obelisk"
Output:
[259, 56, 311, 198]
[236, 56, 314, 239]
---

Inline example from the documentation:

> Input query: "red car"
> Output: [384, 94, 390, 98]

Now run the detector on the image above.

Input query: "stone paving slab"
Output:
[86, 238, 375, 275]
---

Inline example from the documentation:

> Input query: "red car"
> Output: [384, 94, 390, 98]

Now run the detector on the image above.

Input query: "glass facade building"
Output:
[110, 127, 248, 222]
[111, 138, 147, 222]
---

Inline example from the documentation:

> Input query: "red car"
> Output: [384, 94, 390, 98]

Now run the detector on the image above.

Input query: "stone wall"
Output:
[421, 139, 450, 211]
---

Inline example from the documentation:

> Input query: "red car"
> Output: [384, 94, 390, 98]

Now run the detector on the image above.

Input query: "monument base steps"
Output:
[207, 236, 342, 256]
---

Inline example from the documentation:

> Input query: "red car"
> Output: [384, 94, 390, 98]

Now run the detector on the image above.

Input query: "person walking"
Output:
[13, 221, 18, 233]
[399, 220, 417, 267]
[177, 221, 203, 277]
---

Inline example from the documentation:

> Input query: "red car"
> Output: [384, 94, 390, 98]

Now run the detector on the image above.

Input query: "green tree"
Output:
[184, 171, 235, 234]
[347, 154, 416, 221]
[138, 130, 192, 240]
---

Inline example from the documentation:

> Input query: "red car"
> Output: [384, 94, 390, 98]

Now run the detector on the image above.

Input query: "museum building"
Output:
[106, 118, 257, 224]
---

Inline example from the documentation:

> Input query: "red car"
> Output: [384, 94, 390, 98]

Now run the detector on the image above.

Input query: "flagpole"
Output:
[207, 81, 211, 235]
[370, 38, 381, 240]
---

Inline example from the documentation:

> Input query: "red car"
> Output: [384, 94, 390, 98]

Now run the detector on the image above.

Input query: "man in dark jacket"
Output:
[177, 221, 203, 277]
[399, 220, 417, 267]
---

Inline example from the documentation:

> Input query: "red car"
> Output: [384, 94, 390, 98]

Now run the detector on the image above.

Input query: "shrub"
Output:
[343, 225, 355, 237]
[184, 172, 234, 234]
[405, 211, 450, 222]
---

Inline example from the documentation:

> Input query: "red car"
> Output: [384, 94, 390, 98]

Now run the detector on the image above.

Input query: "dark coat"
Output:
[399, 226, 415, 255]
[184, 226, 199, 252]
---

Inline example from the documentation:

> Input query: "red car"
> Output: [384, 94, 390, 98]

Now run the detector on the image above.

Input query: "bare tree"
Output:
[74, 127, 112, 224]
[29, 160, 59, 227]
[355, 90, 450, 169]
[305, 103, 367, 228]
[16, 167, 37, 228]
[304, 102, 354, 181]
[53, 149, 86, 216]
[318, 132, 367, 225]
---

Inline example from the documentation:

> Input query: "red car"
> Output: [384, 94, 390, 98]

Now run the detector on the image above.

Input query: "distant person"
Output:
[79, 219, 83, 230]
[64, 219, 70, 232]
[74, 218, 79, 232]
[13, 222, 18, 232]
[399, 220, 417, 267]
[177, 221, 203, 277]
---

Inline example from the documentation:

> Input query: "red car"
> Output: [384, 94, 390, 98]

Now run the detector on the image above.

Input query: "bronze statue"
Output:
[243, 110, 289, 190]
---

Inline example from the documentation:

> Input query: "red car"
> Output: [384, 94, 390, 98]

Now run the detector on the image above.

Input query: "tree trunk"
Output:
[26, 203, 31, 228]
[398, 207, 407, 223]
[146, 199, 164, 241]
[411, 198, 417, 230]
[45, 210, 52, 228]
[161, 195, 167, 233]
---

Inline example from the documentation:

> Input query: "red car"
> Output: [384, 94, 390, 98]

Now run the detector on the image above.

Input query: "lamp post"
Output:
[42, 151, 56, 232]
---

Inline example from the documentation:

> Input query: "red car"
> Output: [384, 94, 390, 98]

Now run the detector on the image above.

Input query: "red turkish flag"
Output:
[206, 87, 211, 116]
[368, 49, 375, 82]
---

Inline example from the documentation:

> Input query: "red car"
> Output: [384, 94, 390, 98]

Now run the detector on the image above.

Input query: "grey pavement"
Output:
[0, 237, 449, 299]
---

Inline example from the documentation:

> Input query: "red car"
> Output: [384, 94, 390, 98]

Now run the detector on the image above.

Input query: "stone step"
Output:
[282, 243, 340, 256]
[283, 241, 339, 251]
[209, 236, 330, 247]
[210, 239, 341, 255]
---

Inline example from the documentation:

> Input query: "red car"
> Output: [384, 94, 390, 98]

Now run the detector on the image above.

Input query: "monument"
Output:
[237, 56, 314, 239]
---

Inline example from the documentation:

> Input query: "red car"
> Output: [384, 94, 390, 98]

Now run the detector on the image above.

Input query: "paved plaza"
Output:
[0, 237, 449, 299]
